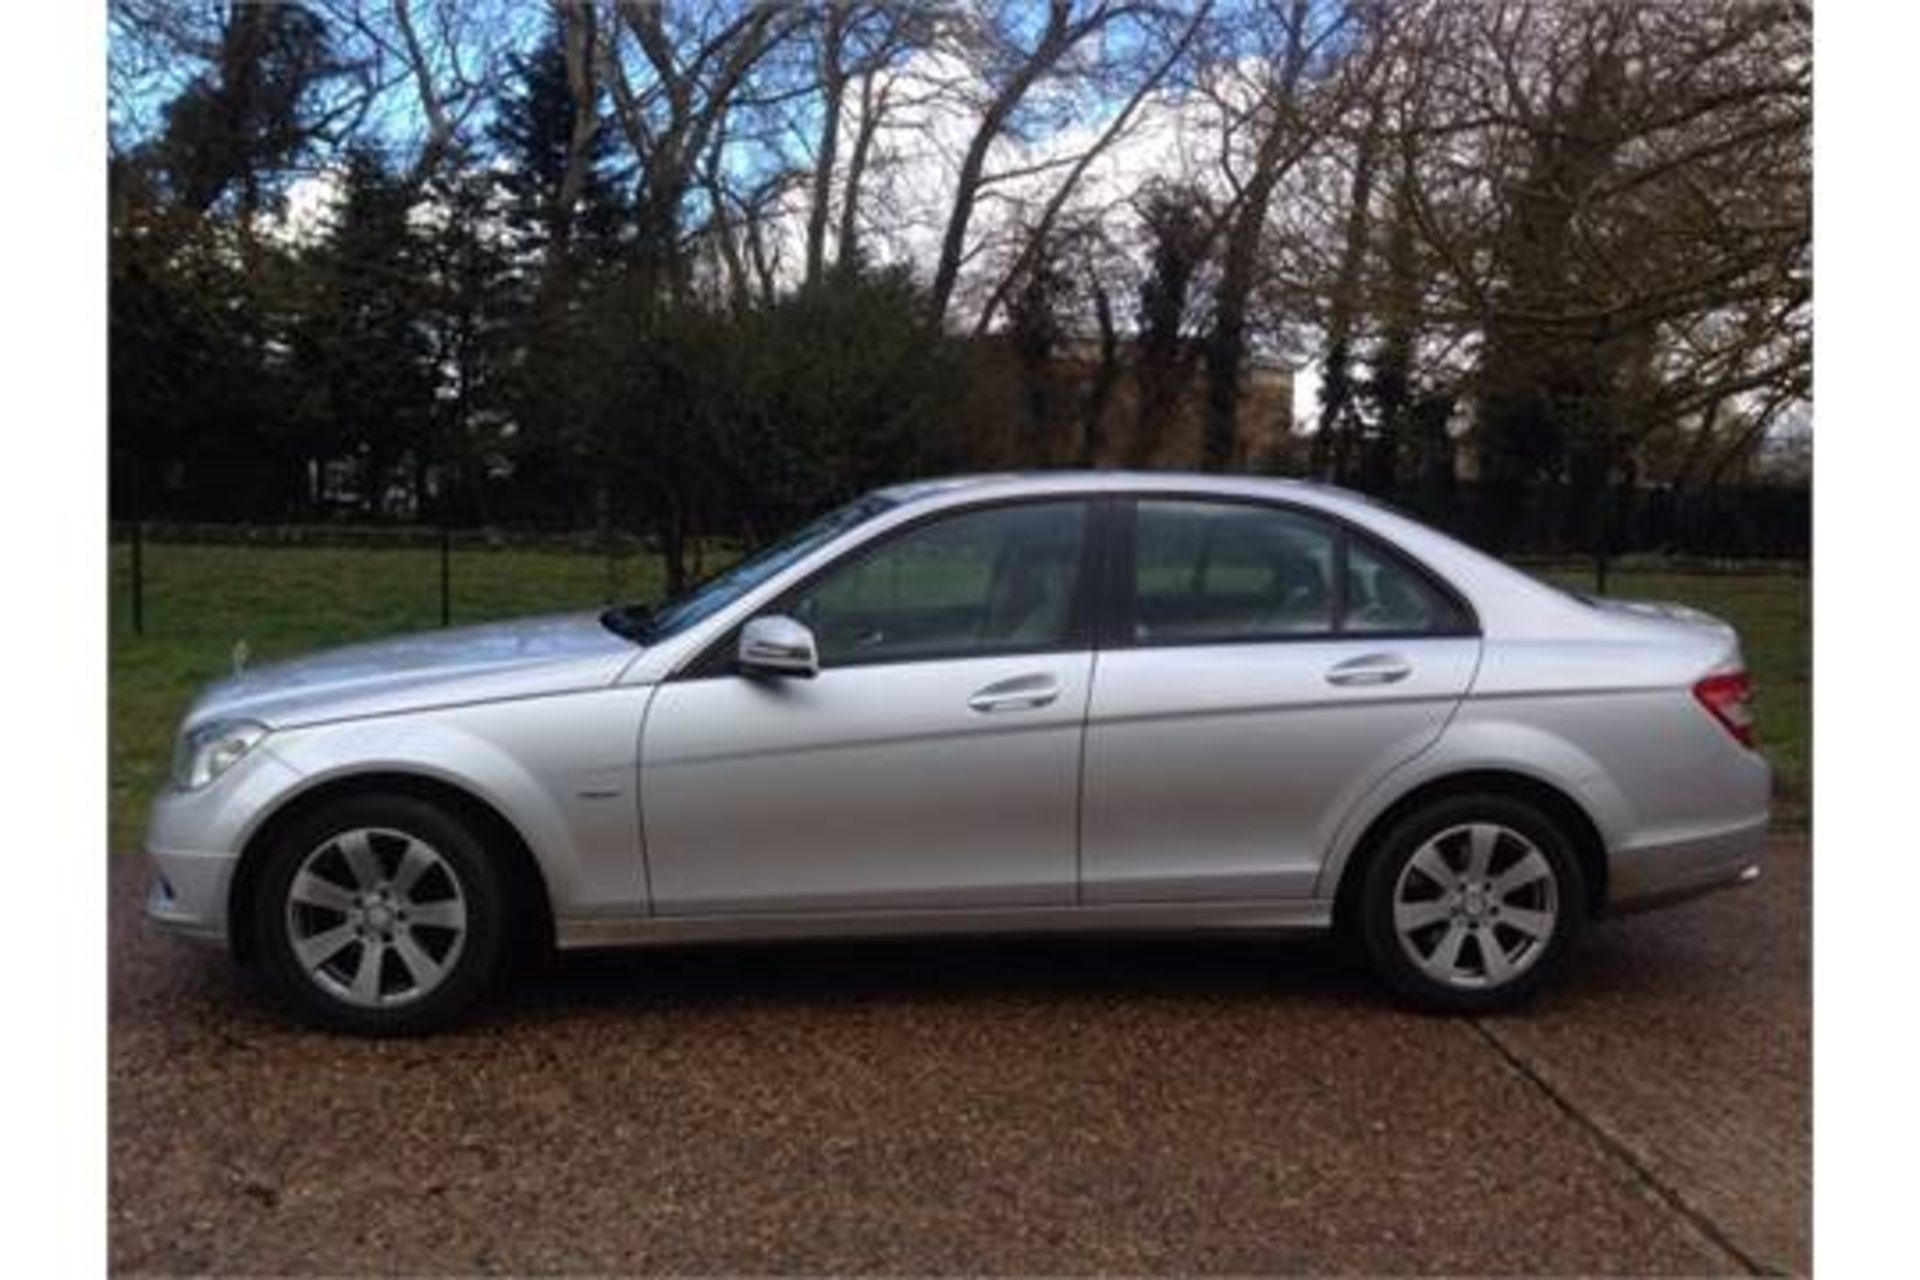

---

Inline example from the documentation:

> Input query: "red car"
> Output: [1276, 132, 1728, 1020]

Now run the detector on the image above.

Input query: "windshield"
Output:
[601, 494, 896, 644]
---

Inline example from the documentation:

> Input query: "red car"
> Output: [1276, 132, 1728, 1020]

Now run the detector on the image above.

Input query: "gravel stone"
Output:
[110, 840, 1808, 1275]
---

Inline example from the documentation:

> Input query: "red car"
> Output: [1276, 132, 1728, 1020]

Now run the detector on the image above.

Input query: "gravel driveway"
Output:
[110, 838, 1809, 1275]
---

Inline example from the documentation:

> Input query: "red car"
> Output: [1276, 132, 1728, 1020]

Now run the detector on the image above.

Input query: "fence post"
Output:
[130, 516, 145, 637]
[128, 450, 145, 637]
[439, 520, 451, 628]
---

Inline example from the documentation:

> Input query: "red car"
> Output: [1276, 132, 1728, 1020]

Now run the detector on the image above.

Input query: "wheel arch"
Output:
[227, 770, 555, 963]
[1329, 769, 1610, 932]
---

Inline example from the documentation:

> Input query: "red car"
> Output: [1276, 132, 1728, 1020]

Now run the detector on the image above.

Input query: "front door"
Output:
[1081, 498, 1482, 902]
[641, 499, 1098, 915]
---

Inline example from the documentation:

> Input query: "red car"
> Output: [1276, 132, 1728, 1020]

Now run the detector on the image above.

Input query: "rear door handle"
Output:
[968, 674, 1061, 713]
[1326, 653, 1413, 687]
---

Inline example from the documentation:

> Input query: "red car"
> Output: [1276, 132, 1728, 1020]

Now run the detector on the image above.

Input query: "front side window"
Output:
[790, 501, 1089, 666]
[612, 494, 896, 643]
[1131, 500, 1337, 642]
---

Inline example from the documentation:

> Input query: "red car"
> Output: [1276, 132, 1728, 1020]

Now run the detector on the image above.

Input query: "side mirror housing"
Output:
[737, 614, 820, 679]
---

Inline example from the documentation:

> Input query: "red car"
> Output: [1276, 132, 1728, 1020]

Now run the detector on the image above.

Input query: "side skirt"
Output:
[555, 898, 1335, 951]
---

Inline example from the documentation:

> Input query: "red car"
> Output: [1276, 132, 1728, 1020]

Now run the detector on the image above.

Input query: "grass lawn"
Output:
[109, 542, 1809, 853]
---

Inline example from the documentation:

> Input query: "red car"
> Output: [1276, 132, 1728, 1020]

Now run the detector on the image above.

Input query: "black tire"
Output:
[251, 793, 510, 1035]
[1355, 792, 1587, 1014]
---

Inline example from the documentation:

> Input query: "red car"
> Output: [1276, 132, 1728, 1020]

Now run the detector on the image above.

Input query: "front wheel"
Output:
[1356, 794, 1586, 1013]
[251, 794, 510, 1034]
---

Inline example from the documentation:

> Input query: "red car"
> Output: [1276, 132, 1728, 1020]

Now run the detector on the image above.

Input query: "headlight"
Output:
[171, 720, 269, 791]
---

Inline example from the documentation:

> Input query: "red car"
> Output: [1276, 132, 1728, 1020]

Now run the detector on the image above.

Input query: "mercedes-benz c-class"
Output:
[145, 473, 1769, 1032]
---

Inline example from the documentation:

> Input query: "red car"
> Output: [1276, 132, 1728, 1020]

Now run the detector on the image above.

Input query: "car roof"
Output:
[873, 470, 1354, 508]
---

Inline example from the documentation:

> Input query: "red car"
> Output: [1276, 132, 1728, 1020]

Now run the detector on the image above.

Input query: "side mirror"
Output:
[737, 614, 819, 679]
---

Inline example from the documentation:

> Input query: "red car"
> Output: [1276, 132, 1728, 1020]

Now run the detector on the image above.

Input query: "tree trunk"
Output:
[804, 6, 848, 288]
[1079, 281, 1120, 466]
[928, 5, 1077, 323]
[836, 69, 885, 272]
[1313, 95, 1385, 479]
[1201, 0, 1312, 471]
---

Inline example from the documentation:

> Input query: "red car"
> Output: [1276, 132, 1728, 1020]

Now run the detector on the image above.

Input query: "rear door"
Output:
[1080, 497, 1481, 902]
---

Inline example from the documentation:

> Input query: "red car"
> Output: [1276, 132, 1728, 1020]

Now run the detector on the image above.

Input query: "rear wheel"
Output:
[1356, 793, 1586, 1012]
[252, 794, 509, 1034]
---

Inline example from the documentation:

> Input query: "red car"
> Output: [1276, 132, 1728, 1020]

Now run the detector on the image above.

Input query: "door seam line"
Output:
[1072, 650, 1100, 907]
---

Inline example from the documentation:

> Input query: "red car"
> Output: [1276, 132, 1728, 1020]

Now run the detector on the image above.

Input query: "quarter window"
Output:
[790, 502, 1089, 666]
[1344, 535, 1471, 634]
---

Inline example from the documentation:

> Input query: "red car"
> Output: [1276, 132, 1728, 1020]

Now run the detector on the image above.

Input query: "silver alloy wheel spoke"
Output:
[337, 829, 383, 891]
[1408, 845, 1460, 893]
[1394, 898, 1453, 932]
[391, 933, 442, 990]
[1393, 823, 1558, 990]
[1500, 906, 1554, 940]
[349, 941, 385, 1002]
[292, 922, 357, 970]
[1429, 921, 1469, 976]
[392, 839, 435, 897]
[285, 826, 468, 1009]
[290, 871, 356, 914]
[407, 899, 466, 930]
[1491, 849, 1552, 899]
[1463, 824, 1500, 880]
[1479, 932, 1516, 983]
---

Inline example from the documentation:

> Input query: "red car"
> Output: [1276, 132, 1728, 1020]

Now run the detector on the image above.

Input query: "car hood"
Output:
[185, 611, 642, 730]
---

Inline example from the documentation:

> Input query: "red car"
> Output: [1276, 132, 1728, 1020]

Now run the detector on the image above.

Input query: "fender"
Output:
[1312, 713, 1631, 900]
[254, 685, 656, 918]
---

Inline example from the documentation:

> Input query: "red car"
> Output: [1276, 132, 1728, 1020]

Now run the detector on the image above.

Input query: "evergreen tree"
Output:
[154, 1, 346, 221]
[287, 148, 436, 516]
[417, 163, 517, 524]
[486, 15, 627, 270]
[1131, 182, 1212, 466]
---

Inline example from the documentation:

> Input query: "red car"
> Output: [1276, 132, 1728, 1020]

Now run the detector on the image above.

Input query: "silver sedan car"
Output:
[145, 472, 1769, 1032]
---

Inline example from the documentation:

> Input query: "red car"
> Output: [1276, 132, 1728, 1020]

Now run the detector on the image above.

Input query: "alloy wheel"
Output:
[283, 826, 469, 1008]
[1390, 822, 1560, 990]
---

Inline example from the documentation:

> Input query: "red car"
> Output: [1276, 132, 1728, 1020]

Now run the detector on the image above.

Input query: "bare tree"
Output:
[1198, 0, 1359, 470]
[1389, 0, 1811, 542]
[969, 0, 1215, 336]
[603, 0, 797, 297]
[926, 0, 1153, 323]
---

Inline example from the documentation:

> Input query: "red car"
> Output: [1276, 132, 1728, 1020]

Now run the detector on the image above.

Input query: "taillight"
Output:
[1693, 670, 1757, 748]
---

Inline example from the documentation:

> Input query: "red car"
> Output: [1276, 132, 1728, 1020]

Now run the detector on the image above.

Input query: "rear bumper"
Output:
[1605, 816, 1768, 914]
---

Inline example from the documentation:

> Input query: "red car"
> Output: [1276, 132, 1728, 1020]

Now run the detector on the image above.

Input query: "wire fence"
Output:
[109, 478, 1807, 638]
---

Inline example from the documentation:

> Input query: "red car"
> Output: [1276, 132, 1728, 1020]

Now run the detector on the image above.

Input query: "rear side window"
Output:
[1131, 501, 1338, 642]
[1344, 535, 1472, 634]
[1126, 499, 1472, 644]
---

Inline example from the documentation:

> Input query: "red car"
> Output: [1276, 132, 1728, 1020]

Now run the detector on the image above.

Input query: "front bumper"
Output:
[141, 744, 301, 949]
[145, 855, 231, 945]
[1605, 815, 1768, 914]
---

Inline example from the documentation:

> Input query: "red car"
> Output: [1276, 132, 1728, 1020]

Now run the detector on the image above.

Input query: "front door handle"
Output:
[968, 674, 1061, 713]
[1326, 653, 1413, 687]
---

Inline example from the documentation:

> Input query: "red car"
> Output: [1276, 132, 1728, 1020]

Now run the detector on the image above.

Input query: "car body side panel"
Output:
[262, 686, 655, 919]
[1311, 636, 1771, 902]
[1464, 634, 1769, 847]
[640, 654, 1095, 914]
[1081, 637, 1481, 901]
